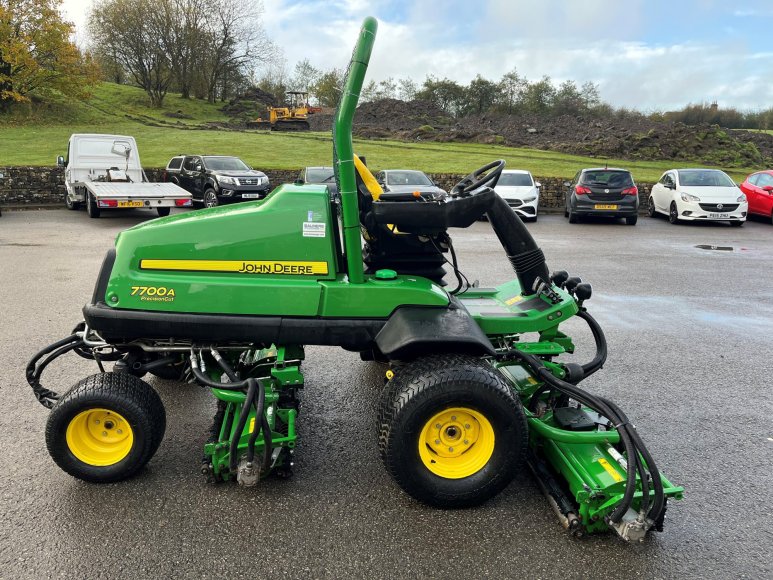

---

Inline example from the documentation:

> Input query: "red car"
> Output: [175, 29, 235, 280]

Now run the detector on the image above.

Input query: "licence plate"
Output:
[241, 193, 261, 199]
[707, 213, 727, 219]
[117, 201, 144, 208]
[594, 204, 618, 210]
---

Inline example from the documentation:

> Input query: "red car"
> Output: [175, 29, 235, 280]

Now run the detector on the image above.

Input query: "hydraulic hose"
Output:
[247, 379, 266, 464]
[486, 194, 550, 296]
[229, 378, 257, 472]
[576, 310, 607, 378]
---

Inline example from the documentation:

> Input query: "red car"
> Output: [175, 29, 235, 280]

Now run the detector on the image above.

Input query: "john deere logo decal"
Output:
[140, 259, 328, 275]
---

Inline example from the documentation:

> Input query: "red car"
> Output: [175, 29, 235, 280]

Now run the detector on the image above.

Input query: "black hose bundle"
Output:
[507, 311, 664, 525]
[189, 348, 273, 474]
[26, 334, 84, 408]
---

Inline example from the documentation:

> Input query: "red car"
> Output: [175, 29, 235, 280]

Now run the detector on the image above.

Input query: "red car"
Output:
[739, 170, 773, 224]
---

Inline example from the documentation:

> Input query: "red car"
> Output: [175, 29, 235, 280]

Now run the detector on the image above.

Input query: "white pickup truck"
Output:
[57, 134, 192, 218]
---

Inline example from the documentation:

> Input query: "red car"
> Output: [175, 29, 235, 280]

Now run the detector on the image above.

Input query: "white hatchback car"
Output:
[494, 170, 541, 221]
[649, 168, 747, 226]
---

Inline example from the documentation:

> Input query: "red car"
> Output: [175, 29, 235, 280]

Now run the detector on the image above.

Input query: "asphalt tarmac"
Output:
[1, 209, 771, 579]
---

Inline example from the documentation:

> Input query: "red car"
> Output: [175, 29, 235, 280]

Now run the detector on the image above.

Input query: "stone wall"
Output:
[0, 166, 654, 213]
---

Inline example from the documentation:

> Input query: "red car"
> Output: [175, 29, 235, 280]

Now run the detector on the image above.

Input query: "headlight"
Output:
[680, 192, 700, 202]
[218, 176, 238, 186]
[260, 176, 269, 185]
[737, 194, 746, 203]
[524, 196, 537, 202]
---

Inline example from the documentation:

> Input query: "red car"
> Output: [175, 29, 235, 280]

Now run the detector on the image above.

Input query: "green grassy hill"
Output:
[0, 83, 758, 182]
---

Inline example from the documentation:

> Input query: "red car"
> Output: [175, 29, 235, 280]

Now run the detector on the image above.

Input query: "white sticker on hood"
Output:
[303, 222, 326, 237]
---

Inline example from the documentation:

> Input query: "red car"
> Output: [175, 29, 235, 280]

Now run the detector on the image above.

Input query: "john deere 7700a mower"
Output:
[27, 17, 681, 541]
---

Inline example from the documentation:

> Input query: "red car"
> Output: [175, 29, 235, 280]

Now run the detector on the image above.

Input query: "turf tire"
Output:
[378, 354, 528, 508]
[46, 372, 166, 483]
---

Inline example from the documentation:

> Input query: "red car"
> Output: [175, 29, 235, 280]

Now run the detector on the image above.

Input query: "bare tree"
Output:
[89, 0, 173, 106]
[200, 0, 275, 102]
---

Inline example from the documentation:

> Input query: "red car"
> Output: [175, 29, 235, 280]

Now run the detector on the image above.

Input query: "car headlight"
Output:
[218, 176, 238, 186]
[737, 194, 746, 203]
[680, 192, 700, 202]
[260, 176, 269, 186]
[524, 196, 537, 202]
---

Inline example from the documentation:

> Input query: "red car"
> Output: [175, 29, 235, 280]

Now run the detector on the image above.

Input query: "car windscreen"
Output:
[498, 173, 533, 187]
[203, 157, 250, 171]
[386, 171, 432, 186]
[677, 170, 735, 187]
[306, 167, 335, 182]
[581, 171, 633, 188]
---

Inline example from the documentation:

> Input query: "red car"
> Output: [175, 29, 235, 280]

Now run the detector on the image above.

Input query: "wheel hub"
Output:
[66, 408, 134, 466]
[419, 407, 495, 479]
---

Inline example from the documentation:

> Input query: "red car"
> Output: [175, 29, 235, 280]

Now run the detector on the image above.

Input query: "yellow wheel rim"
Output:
[66, 408, 134, 466]
[418, 407, 495, 479]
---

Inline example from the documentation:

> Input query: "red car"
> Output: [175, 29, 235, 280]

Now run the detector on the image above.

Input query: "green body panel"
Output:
[459, 280, 579, 336]
[318, 276, 448, 317]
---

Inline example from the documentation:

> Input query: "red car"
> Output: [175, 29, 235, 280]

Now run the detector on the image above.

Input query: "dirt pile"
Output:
[250, 95, 773, 167]
[220, 87, 278, 124]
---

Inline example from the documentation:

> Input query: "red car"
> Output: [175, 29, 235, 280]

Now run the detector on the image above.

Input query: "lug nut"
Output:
[464, 423, 470, 429]
[95, 420, 100, 424]
[102, 431, 108, 437]
[451, 416, 456, 421]
[117, 429, 123, 434]
[464, 439, 469, 445]
[435, 439, 441, 445]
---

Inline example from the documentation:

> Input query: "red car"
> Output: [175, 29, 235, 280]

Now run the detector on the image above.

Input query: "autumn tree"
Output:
[0, 0, 99, 111]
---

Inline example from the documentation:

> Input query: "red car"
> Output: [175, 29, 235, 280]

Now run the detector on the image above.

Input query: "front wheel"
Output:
[378, 355, 528, 508]
[203, 189, 219, 208]
[45, 372, 166, 483]
[65, 193, 79, 210]
[647, 196, 657, 218]
[668, 202, 680, 224]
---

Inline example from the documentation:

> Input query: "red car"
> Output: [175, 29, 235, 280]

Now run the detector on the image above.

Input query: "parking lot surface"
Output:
[1, 209, 772, 579]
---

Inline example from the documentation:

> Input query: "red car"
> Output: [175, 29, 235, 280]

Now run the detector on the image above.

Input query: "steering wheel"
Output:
[450, 159, 505, 197]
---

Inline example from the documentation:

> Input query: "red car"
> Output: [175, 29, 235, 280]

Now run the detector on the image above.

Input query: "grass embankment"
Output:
[0, 83, 758, 181]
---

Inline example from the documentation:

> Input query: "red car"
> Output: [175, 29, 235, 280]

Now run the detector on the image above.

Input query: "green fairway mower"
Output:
[27, 17, 681, 541]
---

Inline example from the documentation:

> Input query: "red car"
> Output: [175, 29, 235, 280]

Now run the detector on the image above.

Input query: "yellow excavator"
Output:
[249, 91, 314, 131]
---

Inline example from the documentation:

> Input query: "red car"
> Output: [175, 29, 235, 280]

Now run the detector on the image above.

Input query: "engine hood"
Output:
[211, 169, 267, 178]
[494, 185, 538, 200]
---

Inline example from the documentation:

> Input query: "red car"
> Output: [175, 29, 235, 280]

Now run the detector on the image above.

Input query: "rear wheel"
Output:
[626, 215, 638, 225]
[87, 193, 100, 218]
[203, 189, 219, 208]
[157, 207, 171, 217]
[46, 372, 166, 483]
[647, 196, 657, 218]
[378, 354, 528, 508]
[568, 210, 578, 224]
[668, 202, 679, 224]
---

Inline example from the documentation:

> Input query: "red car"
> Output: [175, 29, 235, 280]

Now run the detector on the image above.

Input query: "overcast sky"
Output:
[61, 0, 773, 111]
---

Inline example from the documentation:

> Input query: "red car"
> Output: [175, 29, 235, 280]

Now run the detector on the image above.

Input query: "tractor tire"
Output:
[87, 193, 101, 218]
[626, 215, 638, 226]
[46, 372, 166, 483]
[668, 202, 680, 224]
[378, 354, 528, 508]
[157, 207, 171, 217]
[647, 196, 657, 218]
[203, 189, 219, 208]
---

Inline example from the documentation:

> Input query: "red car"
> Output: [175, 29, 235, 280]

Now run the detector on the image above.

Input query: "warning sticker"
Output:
[303, 221, 326, 237]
